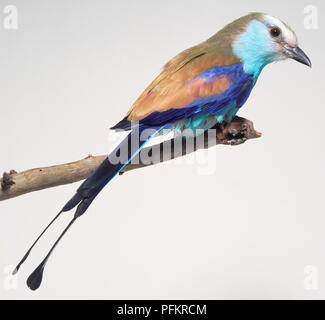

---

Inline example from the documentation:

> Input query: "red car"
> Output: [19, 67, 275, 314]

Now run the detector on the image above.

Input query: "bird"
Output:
[14, 12, 311, 290]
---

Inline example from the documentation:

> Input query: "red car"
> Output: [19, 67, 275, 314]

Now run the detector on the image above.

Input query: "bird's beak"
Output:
[285, 46, 312, 68]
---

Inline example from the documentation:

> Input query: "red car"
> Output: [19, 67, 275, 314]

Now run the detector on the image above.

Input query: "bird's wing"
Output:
[125, 44, 242, 123]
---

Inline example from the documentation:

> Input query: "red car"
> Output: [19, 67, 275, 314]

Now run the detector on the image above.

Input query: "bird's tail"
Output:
[14, 126, 162, 290]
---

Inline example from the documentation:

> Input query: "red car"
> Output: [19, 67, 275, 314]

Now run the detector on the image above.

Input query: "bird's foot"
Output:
[223, 129, 248, 145]
[218, 116, 261, 146]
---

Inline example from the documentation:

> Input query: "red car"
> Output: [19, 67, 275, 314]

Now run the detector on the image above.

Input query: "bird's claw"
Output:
[223, 128, 247, 146]
[224, 137, 248, 145]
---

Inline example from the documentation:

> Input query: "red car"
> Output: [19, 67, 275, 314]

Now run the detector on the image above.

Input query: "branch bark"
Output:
[0, 117, 261, 202]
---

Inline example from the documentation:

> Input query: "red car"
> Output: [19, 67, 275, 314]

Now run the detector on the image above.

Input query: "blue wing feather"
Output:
[112, 63, 254, 130]
[138, 63, 253, 127]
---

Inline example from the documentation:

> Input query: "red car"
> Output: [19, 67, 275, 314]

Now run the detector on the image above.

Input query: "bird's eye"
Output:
[270, 27, 281, 38]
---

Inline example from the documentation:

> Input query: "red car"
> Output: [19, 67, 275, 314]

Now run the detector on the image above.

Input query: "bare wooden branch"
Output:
[0, 117, 261, 202]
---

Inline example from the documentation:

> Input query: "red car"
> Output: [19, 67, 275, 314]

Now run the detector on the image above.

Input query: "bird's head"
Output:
[227, 13, 312, 78]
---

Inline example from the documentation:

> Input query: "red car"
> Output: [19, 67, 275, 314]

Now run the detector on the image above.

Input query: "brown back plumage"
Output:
[126, 13, 263, 121]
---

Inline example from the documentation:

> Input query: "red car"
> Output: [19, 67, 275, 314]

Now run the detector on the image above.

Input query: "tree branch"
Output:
[0, 117, 261, 202]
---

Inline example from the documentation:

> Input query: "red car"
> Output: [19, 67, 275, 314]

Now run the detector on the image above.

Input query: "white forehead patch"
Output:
[262, 14, 297, 47]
